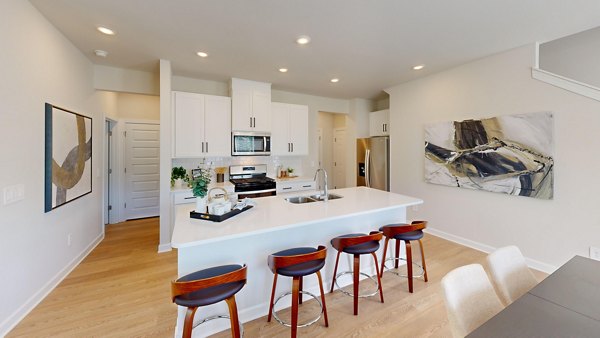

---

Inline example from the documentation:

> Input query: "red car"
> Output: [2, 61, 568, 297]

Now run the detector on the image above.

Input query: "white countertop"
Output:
[274, 176, 313, 183]
[171, 186, 423, 248]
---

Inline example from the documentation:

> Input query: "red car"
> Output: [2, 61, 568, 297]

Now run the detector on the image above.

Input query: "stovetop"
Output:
[229, 177, 275, 185]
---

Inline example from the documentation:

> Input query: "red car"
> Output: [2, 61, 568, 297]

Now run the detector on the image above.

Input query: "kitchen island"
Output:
[171, 186, 422, 336]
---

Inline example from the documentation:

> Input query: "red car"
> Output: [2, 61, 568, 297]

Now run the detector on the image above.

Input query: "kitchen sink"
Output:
[309, 193, 343, 201]
[286, 193, 343, 204]
[285, 196, 318, 204]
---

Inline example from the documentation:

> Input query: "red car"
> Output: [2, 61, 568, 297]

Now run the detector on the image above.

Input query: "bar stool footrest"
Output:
[383, 257, 425, 278]
[272, 291, 323, 328]
[333, 271, 380, 298]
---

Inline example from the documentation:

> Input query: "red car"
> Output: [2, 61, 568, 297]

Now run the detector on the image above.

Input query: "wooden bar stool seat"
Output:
[379, 220, 429, 293]
[267, 246, 329, 338]
[330, 232, 384, 316]
[171, 264, 247, 338]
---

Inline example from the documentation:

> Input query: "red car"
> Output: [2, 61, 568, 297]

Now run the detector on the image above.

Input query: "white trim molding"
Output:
[425, 227, 557, 274]
[0, 233, 104, 336]
[532, 68, 600, 102]
[158, 243, 173, 253]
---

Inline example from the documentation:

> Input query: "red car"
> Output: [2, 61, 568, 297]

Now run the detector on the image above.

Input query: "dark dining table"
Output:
[467, 255, 600, 337]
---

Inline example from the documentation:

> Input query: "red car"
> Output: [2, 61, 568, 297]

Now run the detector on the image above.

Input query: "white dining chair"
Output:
[486, 245, 538, 305]
[441, 264, 504, 337]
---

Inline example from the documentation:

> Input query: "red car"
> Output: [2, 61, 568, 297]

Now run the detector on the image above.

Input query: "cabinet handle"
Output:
[282, 187, 292, 190]
[253, 117, 256, 128]
[250, 117, 253, 128]
[302, 185, 311, 188]
[288, 143, 290, 152]
[184, 196, 196, 200]
[206, 142, 208, 153]
[202, 142, 205, 153]
[291, 143, 294, 152]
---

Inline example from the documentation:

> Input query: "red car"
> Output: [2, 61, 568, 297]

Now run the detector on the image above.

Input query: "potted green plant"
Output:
[171, 166, 188, 188]
[287, 167, 294, 177]
[191, 167, 212, 213]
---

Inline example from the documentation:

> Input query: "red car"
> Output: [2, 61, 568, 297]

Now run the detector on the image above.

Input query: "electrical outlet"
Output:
[3, 184, 25, 205]
[67, 233, 72, 247]
[590, 246, 600, 261]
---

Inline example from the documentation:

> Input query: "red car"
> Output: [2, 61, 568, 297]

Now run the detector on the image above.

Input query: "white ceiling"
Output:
[30, 0, 600, 99]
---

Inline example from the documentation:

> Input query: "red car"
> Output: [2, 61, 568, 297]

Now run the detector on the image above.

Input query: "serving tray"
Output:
[190, 205, 253, 222]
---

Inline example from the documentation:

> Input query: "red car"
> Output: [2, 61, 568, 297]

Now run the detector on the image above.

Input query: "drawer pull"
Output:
[184, 196, 196, 200]
[282, 187, 292, 190]
[302, 185, 312, 188]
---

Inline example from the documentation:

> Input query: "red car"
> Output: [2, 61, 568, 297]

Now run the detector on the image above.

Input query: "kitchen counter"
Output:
[170, 180, 234, 194]
[170, 186, 422, 336]
[172, 186, 421, 248]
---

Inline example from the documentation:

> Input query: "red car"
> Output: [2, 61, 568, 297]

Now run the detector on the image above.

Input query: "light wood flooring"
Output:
[8, 218, 545, 337]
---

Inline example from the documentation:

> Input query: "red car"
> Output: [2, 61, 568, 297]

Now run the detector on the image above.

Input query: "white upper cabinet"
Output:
[172, 91, 231, 158]
[369, 109, 390, 136]
[271, 102, 309, 156]
[230, 78, 271, 132]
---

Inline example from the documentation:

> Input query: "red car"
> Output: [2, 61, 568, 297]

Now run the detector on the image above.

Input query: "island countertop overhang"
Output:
[171, 187, 423, 248]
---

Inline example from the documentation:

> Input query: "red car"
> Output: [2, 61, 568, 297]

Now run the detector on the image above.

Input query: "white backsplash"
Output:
[172, 156, 305, 181]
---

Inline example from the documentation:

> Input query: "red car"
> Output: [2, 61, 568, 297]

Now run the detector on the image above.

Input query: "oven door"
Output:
[232, 132, 271, 156]
[237, 189, 276, 199]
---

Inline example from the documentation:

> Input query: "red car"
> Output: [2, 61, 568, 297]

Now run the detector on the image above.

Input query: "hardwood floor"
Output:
[8, 218, 545, 337]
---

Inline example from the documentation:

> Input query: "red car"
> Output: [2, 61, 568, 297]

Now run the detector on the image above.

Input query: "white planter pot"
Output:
[174, 178, 184, 188]
[195, 196, 207, 213]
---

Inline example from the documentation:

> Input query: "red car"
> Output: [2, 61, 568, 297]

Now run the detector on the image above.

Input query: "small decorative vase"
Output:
[195, 196, 207, 213]
[174, 178, 183, 188]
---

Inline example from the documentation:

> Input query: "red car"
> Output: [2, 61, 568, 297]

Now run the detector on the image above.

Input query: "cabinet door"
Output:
[270, 102, 289, 155]
[231, 85, 253, 131]
[173, 92, 205, 157]
[288, 104, 309, 155]
[252, 88, 272, 132]
[369, 109, 390, 136]
[204, 95, 231, 156]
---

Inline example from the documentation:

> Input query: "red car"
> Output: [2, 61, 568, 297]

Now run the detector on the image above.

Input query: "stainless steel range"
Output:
[229, 164, 276, 199]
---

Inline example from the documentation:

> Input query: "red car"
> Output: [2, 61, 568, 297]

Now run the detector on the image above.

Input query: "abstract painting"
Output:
[424, 112, 554, 199]
[45, 103, 92, 212]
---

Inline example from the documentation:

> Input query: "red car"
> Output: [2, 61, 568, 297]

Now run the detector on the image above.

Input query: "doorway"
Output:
[317, 112, 348, 189]
[123, 122, 160, 220]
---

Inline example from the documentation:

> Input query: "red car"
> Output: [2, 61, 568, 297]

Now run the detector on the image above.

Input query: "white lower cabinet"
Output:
[276, 180, 316, 193]
[271, 102, 309, 156]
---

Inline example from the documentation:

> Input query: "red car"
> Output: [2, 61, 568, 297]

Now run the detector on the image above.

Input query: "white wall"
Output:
[540, 26, 600, 88]
[94, 65, 159, 95]
[386, 43, 600, 272]
[0, 1, 107, 334]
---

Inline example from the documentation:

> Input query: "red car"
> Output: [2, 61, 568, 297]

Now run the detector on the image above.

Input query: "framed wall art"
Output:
[424, 112, 554, 199]
[44, 103, 92, 212]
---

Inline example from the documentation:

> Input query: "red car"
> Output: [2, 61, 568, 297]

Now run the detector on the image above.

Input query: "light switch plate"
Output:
[3, 184, 24, 205]
[590, 246, 600, 261]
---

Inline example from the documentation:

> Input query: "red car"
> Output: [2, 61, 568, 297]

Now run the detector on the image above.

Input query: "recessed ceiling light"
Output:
[97, 26, 115, 35]
[279, 68, 288, 73]
[94, 50, 108, 58]
[296, 35, 311, 45]
[330, 78, 339, 83]
[413, 64, 425, 70]
[196, 51, 208, 58]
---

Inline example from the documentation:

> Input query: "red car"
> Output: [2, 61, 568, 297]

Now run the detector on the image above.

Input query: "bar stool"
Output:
[330, 232, 384, 315]
[171, 264, 247, 338]
[379, 220, 428, 293]
[267, 246, 329, 338]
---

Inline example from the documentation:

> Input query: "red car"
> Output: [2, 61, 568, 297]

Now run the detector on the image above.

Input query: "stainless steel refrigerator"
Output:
[357, 136, 390, 191]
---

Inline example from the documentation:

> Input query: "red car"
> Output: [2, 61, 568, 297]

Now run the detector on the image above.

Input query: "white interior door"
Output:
[333, 128, 347, 189]
[124, 123, 160, 220]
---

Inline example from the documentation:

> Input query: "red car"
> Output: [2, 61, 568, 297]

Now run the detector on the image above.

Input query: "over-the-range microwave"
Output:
[231, 131, 271, 156]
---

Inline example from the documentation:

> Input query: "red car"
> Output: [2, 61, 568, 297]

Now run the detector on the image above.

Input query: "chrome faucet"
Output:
[314, 168, 328, 201]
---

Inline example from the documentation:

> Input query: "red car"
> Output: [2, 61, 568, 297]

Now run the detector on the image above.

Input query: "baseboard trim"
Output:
[0, 232, 105, 337]
[425, 227, 557, 274]
[157, 243, 172, 253]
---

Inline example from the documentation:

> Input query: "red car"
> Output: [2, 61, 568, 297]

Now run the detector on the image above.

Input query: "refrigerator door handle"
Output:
[365, 149, 371, 188]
